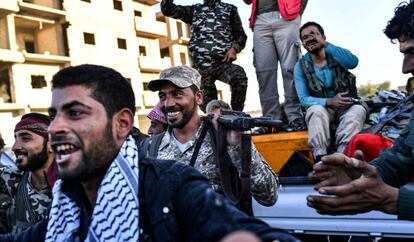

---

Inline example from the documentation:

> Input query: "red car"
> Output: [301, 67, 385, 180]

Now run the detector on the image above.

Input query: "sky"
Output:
[156, 0, 410, 111]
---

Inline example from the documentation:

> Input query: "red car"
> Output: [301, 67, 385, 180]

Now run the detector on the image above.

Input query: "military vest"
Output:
[300, 53, 358, 98]
[189, 3, 235, 68]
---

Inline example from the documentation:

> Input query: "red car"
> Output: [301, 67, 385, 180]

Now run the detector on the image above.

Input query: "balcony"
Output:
[0, 49, 24, 63]
[0, 0, 19, 17]
[14, 14, 69, 63]
[135, 16, 167, 38]
[18, 0, 65, 20]
[23, 52, 70, 64]
[138, 55, 170, 72]
[133, 0, 160, 6]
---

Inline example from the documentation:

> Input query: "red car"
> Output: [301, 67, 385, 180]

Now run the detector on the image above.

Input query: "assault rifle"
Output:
[209, 110, 283, 215]
[367, 94, 414, 134]
[216, 110, 284, 131]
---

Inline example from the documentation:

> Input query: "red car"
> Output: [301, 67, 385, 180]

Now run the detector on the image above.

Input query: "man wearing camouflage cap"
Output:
[161, 0, 248, 112]
[143, 65, 279, 207]
[0, 113, 55, 233]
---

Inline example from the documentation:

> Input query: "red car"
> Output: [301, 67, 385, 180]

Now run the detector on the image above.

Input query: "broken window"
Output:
[160, 48, 170, 58]
[113, 0, 122, 11]
[139, 46, 146, 56]
[177, 22, 183, 38]
[143, 82, 150, 91]
[0, 70, 12, 103]
[117, 38, 127, 49]
[25, 40, 35, 53]
[134, 10, 142, 17]
[180, 52, 186, 65]
[83, 32, 95, 45]
[31, 75, 47, 89]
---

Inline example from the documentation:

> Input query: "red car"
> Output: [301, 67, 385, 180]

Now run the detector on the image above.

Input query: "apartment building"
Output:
[0, 0, 233, 146]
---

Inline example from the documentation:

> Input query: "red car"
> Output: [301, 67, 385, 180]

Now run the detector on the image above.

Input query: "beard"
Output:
[163, 101, 197, 129]
[18, 140, 49, 172]
[58, 121, 118, 183]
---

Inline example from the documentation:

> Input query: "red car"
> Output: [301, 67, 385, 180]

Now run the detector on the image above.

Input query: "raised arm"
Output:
[161, 0, 194, 24]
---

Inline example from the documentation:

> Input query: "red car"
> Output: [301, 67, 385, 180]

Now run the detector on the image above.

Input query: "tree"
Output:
[358, 80, 391, 97]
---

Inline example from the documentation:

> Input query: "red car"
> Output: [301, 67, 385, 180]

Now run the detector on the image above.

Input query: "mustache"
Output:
[13, 149, 28, 156]
[50, 134, 79, 146]
[162, 105, 183, 113]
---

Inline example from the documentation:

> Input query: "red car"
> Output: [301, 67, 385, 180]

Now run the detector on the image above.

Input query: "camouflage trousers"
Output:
[195, 63, 247, 112]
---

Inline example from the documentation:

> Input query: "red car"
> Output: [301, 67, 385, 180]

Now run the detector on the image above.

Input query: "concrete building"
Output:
[0, 0, 232, 146]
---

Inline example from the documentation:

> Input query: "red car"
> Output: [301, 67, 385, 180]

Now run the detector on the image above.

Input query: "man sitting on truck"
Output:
[142, 65, 278, 207]
[294, 21, 367, 161]
[307, 1, 414, 221]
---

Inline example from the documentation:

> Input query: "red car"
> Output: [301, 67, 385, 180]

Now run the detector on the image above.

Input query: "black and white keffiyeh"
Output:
[45, 136, 139, 242]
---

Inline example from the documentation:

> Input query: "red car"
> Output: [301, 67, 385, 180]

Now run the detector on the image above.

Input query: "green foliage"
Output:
[358, 80, 391, 97]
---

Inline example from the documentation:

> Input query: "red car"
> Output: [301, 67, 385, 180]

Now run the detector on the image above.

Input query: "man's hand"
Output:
[223, 48, 237, 63]
[307, 155, 399, 215]
[220, 231, 261, 242]
[326, 92, 353, 109]
[309, 152, 363, 190]
[211, 113, 241, 146]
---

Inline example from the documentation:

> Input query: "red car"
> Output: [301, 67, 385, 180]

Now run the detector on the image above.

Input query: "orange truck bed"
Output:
[252, 131, 314, 174]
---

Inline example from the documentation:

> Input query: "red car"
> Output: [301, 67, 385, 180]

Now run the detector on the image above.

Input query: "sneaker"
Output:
[289, 118, 307, 131]
[252, 127, 273, 135]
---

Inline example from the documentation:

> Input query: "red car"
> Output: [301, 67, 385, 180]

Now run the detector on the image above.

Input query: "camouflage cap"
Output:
[148, 65, 201, 91]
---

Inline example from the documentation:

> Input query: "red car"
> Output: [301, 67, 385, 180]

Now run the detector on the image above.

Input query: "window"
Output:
[83, 32, 95, 45]
[180, 52, 186, 65]
[0, 70, 12, 103]
[143, 82, 150, 91]
[139, 46, 146, 56]
[176, 22, 183, 38]
[134, 10, 142, 17]
[24, 41, 35, 53]
[160, 48, 170, 58]
[113, 0, 122, 11]
[117, 38, 127, 49]
[31, 75, 47, 89]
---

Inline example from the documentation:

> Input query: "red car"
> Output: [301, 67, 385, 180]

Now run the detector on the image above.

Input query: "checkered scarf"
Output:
[45, 135, 139, 242]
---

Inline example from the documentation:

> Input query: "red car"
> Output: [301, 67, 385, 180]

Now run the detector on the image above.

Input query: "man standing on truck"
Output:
[307, 1, 414, 221]
[160, 0, 248, 112]
[142, 65, 279, 207]
[243, 0, 308, 134]
[294, 21, 367, 161]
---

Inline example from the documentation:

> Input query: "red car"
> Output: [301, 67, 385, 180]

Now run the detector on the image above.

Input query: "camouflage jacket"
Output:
[0, 167, 51, 233]
[156, 120, 278, 206]
[161, 0, 247, 68]
[370, 112, 414, 221]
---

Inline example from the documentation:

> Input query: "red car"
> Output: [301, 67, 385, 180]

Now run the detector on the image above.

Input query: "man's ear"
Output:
[195, 90, 204, 106]
[112, 108, 134, 142]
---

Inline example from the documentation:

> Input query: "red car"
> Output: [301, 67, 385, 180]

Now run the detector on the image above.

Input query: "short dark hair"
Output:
[384, 1, 414, 42]
[300, 21, 325, 40]
[51, 64, 136, 118]
[189, 84, 200, 94]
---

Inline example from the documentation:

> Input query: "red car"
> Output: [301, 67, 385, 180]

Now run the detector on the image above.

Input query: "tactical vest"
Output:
[189, 3, 234, 67]
[300, 54, 358, 98]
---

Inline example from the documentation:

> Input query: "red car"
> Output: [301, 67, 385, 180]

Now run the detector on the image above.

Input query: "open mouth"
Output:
[51, 143, 79, 163]
[167, 111, 180, 119]
[14, 151, 27, 162]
